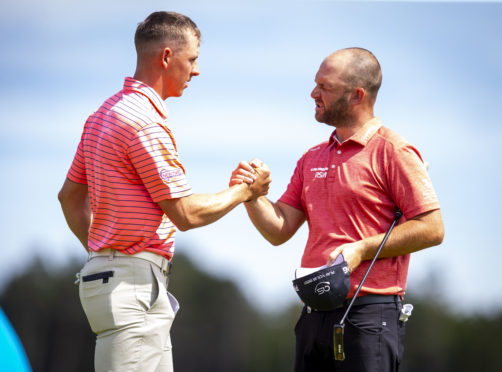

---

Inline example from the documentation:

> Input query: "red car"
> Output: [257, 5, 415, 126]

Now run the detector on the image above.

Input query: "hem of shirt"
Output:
[66, 174, 88, 185]
[402, 204, 440, 219]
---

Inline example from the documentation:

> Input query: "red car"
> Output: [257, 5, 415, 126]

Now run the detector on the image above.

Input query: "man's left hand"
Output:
[327, 241, 365, 273]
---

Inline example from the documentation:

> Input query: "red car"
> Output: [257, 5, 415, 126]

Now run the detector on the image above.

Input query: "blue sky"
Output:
[1, 0, 501, 314]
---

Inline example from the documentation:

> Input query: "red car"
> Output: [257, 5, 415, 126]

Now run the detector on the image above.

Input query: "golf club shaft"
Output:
[339, 209, 402, 325]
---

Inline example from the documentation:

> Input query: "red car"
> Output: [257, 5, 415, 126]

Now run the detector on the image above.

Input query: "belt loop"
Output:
[162, 258, 172, 275]
[108, 249, 115, 261]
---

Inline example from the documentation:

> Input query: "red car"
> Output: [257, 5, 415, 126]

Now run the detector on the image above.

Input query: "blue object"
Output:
[0, 307, 32, 372]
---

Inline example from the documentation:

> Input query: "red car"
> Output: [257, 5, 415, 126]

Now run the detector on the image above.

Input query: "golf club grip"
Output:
[333, 324, 345, 361]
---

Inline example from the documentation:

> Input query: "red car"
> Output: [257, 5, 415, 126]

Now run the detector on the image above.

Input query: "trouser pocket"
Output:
[82, 271, 114, 283]
[79, 257, 157, 335]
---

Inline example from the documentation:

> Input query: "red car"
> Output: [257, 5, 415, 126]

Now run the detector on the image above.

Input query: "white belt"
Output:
[88, 248, 172, 275]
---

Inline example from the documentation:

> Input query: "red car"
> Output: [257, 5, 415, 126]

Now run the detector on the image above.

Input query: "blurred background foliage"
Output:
[1, 247, 501, 372]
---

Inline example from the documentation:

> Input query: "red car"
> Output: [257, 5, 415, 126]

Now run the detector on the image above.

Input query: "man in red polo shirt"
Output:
[231, 48, 444, 371]
[58, 11, 270, 372]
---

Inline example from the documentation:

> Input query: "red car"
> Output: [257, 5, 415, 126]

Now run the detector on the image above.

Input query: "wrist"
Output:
[232, 183, 252, 202]
[245, 196, 259, 204]
[356, 239, 371, 261]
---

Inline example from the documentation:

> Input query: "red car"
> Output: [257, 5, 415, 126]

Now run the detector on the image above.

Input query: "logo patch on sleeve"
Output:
[160, 168, 183, 181]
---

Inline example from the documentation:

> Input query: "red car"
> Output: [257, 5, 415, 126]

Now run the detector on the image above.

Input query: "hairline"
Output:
[136, 30, 200, 55]
[134, 11, 201, 55]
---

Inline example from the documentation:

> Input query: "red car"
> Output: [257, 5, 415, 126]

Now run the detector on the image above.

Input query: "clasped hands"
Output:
[230, 160, 365, 271]
[230, 159, 271, 202]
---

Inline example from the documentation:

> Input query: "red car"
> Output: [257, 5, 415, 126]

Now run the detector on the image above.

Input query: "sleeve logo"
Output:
[160, 168, 183, 181]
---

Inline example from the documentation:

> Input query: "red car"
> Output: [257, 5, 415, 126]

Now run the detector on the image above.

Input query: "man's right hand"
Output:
[247, 159, 271, 200]
[230, 159, 271, 201]
[229, 160, 256, 186]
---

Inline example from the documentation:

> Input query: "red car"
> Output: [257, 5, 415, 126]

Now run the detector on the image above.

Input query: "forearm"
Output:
[161, 162, 271, 231]
[244, 198, 303, 245]
[58, 178, 91, 250]
[186, 184, 253, 229]
[58, 190, 91, 250]
[62, 203, 91, 250]
[161, 184, 252, 231]
[360, 209, 444, 260]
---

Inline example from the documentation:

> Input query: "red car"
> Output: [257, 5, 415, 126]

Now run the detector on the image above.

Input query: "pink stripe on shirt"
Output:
[67, 77, 192, 258]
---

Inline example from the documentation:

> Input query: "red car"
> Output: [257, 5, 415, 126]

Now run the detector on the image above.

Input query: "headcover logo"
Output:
[315, 281, 331, 295]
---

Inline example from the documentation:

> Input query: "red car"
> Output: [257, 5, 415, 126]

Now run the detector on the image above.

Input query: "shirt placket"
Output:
[327, 143, 343, 183]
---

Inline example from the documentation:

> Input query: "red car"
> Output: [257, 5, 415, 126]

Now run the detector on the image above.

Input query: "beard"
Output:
[315, 93, 353, 127]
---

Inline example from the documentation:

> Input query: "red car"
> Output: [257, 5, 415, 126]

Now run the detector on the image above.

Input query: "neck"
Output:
[133, 65, 165, 100]
[334, 112, 374, 142]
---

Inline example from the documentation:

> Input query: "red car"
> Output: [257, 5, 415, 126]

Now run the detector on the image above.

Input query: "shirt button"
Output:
[331, 165, 335, 168]
[337, 150, 342, 154]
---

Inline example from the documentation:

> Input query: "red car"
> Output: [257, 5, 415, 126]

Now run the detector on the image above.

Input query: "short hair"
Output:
[340, 48, 382, 101]
[134, 11, 201, 53]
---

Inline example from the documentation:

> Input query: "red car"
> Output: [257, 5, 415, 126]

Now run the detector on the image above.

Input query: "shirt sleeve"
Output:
[127, 122, 192, 202]
[278, 156, 305, 212]
[387, 143, 440, 219]
[67, 139, 88, 184]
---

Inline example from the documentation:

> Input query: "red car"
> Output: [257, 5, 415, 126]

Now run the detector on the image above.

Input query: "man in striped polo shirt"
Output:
[231, 48, 444, 371]
[58, 11, 271, 372]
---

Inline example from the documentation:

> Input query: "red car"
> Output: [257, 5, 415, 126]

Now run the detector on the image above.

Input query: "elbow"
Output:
[260, 227, 297, 246]
[171, 218, 190, 231]
[265, 234, 290, 246]
[433, 225, 445, 246]
[58, 188, 68, 205]
[159, 197, 201, 232]
[418, 209, 445, 248]
[176, 223, 191, 232]
[428, 223, 445, 247]
[269, 237, 287, 246]
[172, 215, 199, 232]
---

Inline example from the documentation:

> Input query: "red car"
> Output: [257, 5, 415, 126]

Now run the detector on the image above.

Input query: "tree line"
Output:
[0, 249, 501, 371]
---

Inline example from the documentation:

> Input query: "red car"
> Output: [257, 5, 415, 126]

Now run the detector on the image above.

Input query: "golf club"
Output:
[334, 209, 403, 361]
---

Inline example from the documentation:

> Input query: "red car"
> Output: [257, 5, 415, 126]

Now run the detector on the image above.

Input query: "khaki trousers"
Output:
[79, 255, 179, 372]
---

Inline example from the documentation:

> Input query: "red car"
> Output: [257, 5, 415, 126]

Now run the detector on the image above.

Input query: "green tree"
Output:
[167, 253, 297, 372]
[0, 258, 94, 372]
[401, 295, 502, 372]
[2, 250, 502, 372]
[0, 251, 297, 372]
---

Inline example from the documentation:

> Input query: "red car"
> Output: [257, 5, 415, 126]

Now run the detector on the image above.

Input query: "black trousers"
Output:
[294, 302, 406, 372]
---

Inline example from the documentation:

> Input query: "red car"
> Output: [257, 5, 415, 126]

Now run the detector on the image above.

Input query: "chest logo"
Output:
[310, 167, 328, 179]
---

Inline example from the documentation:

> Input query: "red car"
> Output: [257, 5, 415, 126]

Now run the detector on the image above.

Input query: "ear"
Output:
[161, 47, 173, 68]
[350, 87, 366, 106]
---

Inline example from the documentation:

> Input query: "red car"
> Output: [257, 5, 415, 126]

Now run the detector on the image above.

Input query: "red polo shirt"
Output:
[67, 77, 192, 259]
[280, 118, 440, 297]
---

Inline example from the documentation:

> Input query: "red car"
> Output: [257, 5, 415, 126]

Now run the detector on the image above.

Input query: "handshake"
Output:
[229, 159, 272, 202]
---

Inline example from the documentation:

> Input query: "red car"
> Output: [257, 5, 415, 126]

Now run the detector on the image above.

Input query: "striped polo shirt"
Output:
[280, 118, 440, 298]
[67, 77, 192, 259]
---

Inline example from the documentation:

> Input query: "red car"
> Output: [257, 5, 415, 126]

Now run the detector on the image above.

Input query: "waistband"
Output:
[340, 294, 401, 308]
[88, 248, 172, 276]
[307, 294, 401, 313]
